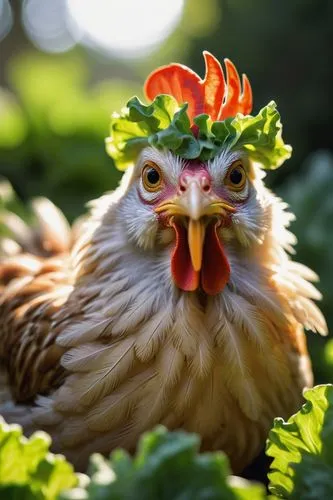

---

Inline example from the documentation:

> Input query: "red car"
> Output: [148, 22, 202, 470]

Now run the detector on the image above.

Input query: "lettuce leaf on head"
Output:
[266, 384, 333, 499]
[106, 94, 291, 171]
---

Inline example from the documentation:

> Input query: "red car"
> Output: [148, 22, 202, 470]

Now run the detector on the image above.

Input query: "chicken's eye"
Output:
[225, 161, 246, 191]
[142, 163, 163, 192]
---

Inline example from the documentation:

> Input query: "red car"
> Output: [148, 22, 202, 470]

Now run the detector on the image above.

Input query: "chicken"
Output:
[0, 52, 327, 473]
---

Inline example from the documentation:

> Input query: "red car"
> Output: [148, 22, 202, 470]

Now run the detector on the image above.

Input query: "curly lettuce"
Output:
[106, 94, 291, 171]
[266, 384, 333, 499]
[0, 417, 77, 499]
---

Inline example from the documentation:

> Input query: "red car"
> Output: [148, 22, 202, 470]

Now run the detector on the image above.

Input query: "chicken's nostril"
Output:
[179, 171, 212, 194]
[201, 175, 212, 193]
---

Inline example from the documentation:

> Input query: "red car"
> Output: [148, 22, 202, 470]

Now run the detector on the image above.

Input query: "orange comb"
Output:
[144, 51, 253, 123]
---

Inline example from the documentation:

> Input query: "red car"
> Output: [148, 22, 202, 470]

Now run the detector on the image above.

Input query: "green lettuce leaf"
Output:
[212, 101, 292, 169]
[266, 384, 333, 499]
[0, 417, 77, 499]
[61, 426, 265, 500]
[106, 95, 291, 171]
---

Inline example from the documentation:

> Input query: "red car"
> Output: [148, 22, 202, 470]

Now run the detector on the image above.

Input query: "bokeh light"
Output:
[66, 0, 185, 58]
[22, 0, 79, 53]
[0, 0, 12, 43]
[20, 0, 185, 57]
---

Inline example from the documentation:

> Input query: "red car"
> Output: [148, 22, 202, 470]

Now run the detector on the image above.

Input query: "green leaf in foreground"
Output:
[61, 426, 265, 500]
[266, 384, 333, 499]
[0, 417, 77, 500]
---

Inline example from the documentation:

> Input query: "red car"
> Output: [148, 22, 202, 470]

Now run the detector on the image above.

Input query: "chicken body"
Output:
[0, 147, 327, 472]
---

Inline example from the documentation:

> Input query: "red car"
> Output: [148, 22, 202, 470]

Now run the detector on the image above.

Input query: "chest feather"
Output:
[38, 286, 308, 471]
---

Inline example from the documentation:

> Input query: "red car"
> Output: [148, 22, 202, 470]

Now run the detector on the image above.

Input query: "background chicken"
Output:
[0, 52, 327, 474]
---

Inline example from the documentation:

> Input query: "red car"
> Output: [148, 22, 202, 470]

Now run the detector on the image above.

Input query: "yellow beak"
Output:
[188, 219, 205, 271]
[155, 181, 235, 272]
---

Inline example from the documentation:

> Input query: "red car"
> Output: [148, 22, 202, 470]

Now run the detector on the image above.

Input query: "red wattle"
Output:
[201, 222, 230, 295]
[170, 221, 199, 291]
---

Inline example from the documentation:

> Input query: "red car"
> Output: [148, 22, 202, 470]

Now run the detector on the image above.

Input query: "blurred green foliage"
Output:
[0, 53, 139, 220]
[279, 151, 333, 383]
[61, 426, 265, 500]
[3, 386, 333, 498]
[0, 417, 77, 499]
[0, 419, 266, 499]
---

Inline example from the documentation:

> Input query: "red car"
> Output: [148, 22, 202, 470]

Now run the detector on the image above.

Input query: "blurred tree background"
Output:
[0, 0, 332, 382]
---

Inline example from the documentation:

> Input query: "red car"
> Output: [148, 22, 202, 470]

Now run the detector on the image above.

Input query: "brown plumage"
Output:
[0, 151, 327, 473]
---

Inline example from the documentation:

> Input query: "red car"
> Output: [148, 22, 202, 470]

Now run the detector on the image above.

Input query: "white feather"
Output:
[135, 302, 174, 362]
[292, 297, 327, 335]
[221, 290, 268, 348]
[155, 343, 185, 387]
[86, 369, 156, 432]
[214, 317, 262, 420]
[57, 318, 113, 347]
[172, 295, 213, 378]
[58, 337, 135, 408]
[61, 342, 115, 372]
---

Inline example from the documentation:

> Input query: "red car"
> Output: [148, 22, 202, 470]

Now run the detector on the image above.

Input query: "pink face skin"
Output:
[138, 160, 237, 228]
[178, 161, 246, 209]
[178, 162, 212, 195]
[135, 156, 248, 294]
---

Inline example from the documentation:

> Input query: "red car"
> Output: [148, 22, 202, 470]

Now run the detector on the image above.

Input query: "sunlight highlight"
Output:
[22, 0, 77, 53]
[66, 0, 184, 58]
